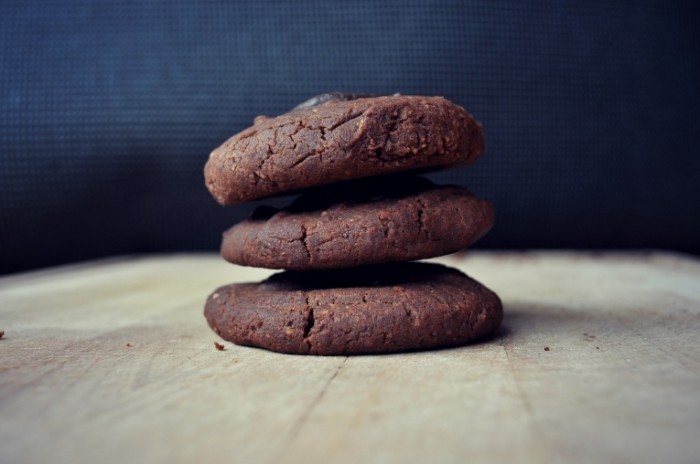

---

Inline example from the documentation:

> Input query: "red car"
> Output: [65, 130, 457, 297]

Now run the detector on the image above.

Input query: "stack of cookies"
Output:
[203, 94, 502, 355]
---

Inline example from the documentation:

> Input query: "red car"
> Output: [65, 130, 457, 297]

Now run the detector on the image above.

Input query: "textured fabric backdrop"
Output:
[1, 1, 699, 274]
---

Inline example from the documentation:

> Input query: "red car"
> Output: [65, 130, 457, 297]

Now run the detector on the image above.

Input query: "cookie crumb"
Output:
[0, 330, 4, 339]
[126, 342, 132, 347]
[214, 342, 225, 351]
[544, 346, 550, 351]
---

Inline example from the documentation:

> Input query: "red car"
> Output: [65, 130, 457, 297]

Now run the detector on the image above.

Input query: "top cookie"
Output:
[204, 94, 485, 205]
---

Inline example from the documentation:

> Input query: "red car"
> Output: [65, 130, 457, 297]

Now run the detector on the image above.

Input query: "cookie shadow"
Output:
[493, 300, 627, 347]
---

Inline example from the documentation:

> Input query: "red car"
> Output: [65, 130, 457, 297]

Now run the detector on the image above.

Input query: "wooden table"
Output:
[1, 252, 699, 464]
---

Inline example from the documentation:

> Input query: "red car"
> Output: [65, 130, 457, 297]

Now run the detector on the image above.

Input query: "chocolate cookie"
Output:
[204, 94, 485, 205]
[204, 262, 503, 355]
[220, 176, 494, 270]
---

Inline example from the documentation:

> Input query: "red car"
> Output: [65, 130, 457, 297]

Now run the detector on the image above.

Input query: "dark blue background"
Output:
[1, 1, 699, 274]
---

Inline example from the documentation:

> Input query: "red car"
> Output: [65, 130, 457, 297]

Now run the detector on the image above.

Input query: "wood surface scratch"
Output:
[283, 357, 349, 454]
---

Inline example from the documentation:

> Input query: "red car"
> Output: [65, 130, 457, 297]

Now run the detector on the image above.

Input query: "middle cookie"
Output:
[221, 176, 494, 270]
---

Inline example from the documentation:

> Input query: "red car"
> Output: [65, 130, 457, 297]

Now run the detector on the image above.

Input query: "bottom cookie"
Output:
[204, 262, 502, 355]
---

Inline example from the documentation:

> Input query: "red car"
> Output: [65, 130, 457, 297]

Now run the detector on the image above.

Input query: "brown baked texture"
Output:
[220, 176, 494, 270]
[204, 95, 485, 205]
[204, 262, 503, 355]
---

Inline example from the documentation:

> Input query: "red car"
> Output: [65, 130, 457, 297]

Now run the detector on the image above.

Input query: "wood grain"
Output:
[1, 252, 699, 464]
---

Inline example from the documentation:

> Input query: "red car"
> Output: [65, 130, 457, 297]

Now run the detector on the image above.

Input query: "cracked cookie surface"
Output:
[220, 176, 494, 270]
[204, 262, 503, 355]
[204, 95, 485, 205]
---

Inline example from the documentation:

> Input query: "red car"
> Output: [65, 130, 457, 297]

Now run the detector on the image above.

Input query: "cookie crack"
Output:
[303, 296, 314, 340]
[377, 215, 390, 240]
[416, 198, 426, 239]
[289, 151, 315, 169]
[288, 121, 305, 151]
[253, 128, 278, 183]
[300, 224, 312, 260]
[318, 108, 366, 154]
[376, 105, 409, 161]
